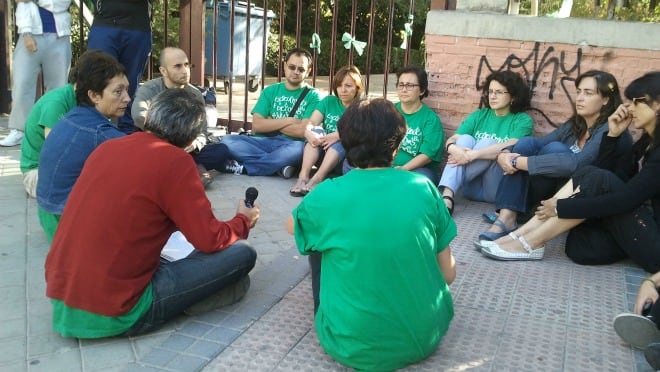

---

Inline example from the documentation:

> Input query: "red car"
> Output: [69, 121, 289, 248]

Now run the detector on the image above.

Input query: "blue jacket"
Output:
[37, 105, 125, 214]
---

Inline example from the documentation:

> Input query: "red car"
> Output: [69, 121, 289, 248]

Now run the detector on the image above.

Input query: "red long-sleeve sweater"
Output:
[45, 132, 250, 316]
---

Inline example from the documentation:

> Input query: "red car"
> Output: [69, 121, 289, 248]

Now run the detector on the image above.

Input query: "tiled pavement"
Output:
[0, 121, 656, 372]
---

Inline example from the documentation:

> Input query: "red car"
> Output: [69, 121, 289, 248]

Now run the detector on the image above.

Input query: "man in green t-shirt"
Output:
[221, 48, 320, 178]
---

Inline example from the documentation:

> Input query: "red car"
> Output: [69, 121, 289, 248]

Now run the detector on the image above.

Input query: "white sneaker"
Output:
[224, 160, 244, 175]
[0, 129, 24, 147]
[278, 165, 296, 179]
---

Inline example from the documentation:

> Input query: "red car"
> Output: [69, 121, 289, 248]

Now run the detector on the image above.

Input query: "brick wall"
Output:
[424, 13, 660, 137]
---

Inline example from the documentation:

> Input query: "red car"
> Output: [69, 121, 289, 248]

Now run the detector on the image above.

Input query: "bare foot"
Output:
[302, 177, 321, 193]
[289, 178, 308, 196]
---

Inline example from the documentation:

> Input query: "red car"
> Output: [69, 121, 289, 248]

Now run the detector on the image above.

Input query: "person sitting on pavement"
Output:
[476, 71, 660, 266]
[438, 70, 534, 216]
[37, 50, 128, 242]
[132, 47, 231, 188]
[221, 48, 320, 178]
[613, 271, 660, 370]
[393, 64, 444, 184]
[479, 70, 629, 242]
[289, 65, 363, 197]
[45, 88, 259, 338]
[286, 98, 456, 371]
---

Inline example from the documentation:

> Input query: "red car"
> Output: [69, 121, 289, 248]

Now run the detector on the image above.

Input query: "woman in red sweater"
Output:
[45, 89, 260, 338]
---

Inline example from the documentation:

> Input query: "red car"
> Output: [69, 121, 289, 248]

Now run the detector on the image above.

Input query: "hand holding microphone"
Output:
[237, 187, 260, 228]
[244, 187, 258, 208]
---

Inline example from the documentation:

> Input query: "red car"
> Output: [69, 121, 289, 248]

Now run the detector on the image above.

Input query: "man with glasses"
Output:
[221, 48, 320, 178]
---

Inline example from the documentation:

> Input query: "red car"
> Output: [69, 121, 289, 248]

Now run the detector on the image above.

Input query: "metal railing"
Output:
[1, 0, 425, 130]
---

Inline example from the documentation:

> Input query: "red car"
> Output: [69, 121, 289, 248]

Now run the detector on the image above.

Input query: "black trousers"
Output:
[309, 252, 321, 314]
[565, 166, 660, 273]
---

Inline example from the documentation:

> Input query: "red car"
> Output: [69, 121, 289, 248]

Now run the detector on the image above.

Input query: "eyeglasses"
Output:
[632, 97, 649, 106]
[486, 90, 509, 96]
[396, 83, 419, 90]
[287, 65, 307, 73]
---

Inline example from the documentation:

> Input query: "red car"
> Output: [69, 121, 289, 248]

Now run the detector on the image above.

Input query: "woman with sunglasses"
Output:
[392, 65, 444, 183]
[289, 65, 363, 196]
[439, 71, 533, 215]
[477, 71, 660, 266]
[479, 71, 629, 241]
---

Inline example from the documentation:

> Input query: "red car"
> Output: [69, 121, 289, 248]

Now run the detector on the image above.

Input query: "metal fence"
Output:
[1, 0, 425, 131]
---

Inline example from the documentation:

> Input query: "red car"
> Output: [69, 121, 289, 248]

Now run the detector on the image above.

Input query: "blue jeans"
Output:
[221, 134, 304, 176]
[438, 135, 502, 203]
[413, 167, 439, 184]
[495, 137, 572, 212]
[88, 26, 152, 134]
[192, 142, 231, 171]
[9, 33, 71, 131]
[124, 240, 257, 336]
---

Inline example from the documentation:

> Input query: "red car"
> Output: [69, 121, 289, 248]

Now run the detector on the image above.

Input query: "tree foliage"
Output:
[520, 0, 659, 21]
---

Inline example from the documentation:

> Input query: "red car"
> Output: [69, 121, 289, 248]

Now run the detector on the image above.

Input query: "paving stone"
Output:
[203, 346, 283, 372]
[27, 348, 82, 372]
[80, 340, 136, 370]
[0, 145, 645, 371]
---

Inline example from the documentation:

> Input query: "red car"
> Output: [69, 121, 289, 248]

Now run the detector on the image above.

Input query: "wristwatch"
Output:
[511, 157, 518, 169]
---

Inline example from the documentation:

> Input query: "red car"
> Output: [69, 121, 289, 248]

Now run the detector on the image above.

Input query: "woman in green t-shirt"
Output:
[289, 65, 363, 196]
[394, 65, 444, 184]
[439, 71, 534, 215]
[287, 99, 456, 371]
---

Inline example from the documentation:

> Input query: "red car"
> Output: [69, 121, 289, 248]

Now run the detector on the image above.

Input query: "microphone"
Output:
[245, 187, 258, 208]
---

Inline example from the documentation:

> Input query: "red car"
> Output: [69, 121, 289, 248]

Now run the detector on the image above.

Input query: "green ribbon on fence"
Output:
[341, 32, 366, 56]
[310, 33, 321, 55]
[400, 14, 414, 49]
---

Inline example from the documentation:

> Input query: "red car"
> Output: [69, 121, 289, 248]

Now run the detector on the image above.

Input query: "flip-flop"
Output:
[289, 180, 308, 197]
[442, 195, 454, 216]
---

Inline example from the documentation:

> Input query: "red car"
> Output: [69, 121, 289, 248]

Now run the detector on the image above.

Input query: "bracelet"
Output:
[644, 278, 657, 289]
[446, 142, 455, 151]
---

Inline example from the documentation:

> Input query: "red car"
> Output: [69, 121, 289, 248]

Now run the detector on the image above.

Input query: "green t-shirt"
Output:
[251, 82, 320, 140]
[455, 108, 533, 142]
[292, 168, 456, 371]
[50, 284, 153, 338]
[314, 95, 346, 133]
[394, 102, 444, 169]
[20, 84, 76, 173]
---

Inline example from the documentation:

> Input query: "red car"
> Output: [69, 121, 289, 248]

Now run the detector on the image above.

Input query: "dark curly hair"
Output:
[75, 50, 126, 107]
[338, 98, 407, 169]
[480, 71, 530, 114]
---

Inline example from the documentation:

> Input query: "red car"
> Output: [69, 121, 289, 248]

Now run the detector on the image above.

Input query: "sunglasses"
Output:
[287, 65, 307, 73]
[632, 97, 649, 106]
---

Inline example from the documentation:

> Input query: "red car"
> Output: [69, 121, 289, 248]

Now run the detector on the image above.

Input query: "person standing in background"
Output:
[0, 0, 72, 147]
[87, 0, 152, 134]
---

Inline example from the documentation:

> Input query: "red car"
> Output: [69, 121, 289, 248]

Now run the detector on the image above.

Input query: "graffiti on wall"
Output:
[476, 42, 583, 127]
